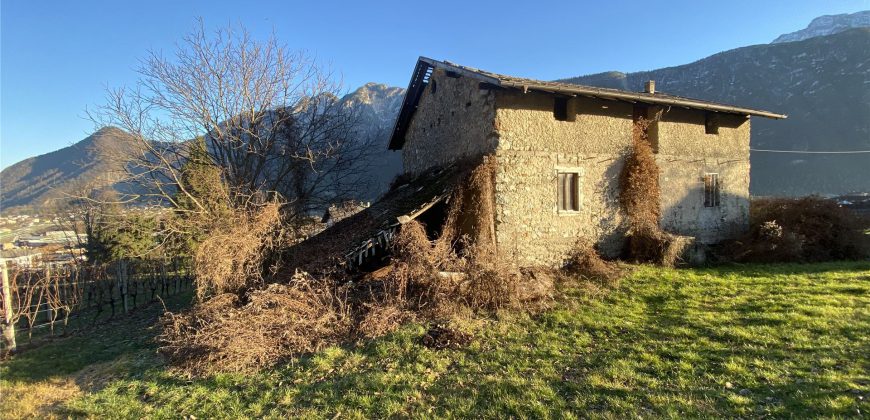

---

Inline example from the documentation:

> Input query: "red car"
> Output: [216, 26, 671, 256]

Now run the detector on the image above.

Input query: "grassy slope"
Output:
[2, 262, 869, 418]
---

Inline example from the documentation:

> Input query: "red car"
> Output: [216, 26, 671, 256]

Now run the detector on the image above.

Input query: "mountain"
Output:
[340, 83, 405, 199]
[3, 14, 867, 210]
[0, 127, 135, 212]
[0, 86, 405, 214]
[561, 28, 870, 196]
[772, 11, 870, 43]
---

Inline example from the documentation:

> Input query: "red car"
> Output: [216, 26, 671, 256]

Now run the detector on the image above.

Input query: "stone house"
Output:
[385, 57, 785, 266]
[290, 57, 785, 271]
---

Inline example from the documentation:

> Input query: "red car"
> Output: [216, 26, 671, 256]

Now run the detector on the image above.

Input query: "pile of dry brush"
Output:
[722, 196, 869, 262]
[160, 158, 603, 375]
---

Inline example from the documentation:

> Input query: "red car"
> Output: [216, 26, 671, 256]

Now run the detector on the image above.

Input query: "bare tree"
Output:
[89, 20, 373, 234]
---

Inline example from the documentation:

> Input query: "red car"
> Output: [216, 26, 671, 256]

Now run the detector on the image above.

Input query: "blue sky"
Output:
[1, 0, 868, 169]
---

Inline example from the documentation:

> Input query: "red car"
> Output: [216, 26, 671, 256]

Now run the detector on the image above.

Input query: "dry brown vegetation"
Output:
[159, 272, 351, 376]
[723, 196, 870, 263]
[159, 159, 557, 375]
[618, 115, 688, 267]
[564, 240, 623, 286]
[192, 202, 287, 300]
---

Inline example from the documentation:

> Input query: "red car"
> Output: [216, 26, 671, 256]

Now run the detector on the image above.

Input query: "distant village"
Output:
[0, 212, 88, 268]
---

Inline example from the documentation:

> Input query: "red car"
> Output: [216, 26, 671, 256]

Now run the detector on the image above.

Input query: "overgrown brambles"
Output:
[159, 158, 554, 375]
[193, 202, 286, 300]
[723, 196, 870, 262]
[618, 115, 687, 266]
[159, 272, 350, 376]
[619, 116, 661, 232]
[565, 240, 623, 286]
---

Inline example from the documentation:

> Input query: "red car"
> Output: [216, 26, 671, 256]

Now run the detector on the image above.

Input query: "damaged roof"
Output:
[389, 57, 787, 150]
[283, 163, 472, 273]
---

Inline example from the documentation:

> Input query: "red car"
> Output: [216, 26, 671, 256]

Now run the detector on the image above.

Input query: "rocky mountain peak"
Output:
[772, 10, 870, 43]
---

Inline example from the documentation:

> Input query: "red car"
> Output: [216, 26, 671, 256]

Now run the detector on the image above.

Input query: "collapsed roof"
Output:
[283, 163, 472, 273]
[389, 57, 788, 150]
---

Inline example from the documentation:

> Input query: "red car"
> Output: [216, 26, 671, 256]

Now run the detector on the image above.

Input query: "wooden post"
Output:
[2, 262, 16, 353]
[117, 260, 129, 314]
[45, 263, 55, 335]
[160, 259, 168, 298]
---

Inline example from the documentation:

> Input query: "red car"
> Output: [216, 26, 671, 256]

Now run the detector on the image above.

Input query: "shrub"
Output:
[564, 240, 623, 286]
[725, 196, 869, 262]
[617, 115, 688, 266]
[193, 202, 286, 299]
[159, 271, 350, 375]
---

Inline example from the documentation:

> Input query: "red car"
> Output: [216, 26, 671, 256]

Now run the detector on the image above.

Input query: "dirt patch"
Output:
[421, 323, 473, 350]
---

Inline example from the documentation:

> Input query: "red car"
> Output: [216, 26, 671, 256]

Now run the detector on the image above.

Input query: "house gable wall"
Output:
[402, 69, 498, 175]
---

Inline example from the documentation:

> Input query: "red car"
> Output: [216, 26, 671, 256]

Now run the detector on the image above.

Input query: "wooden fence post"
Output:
[160, 259, 168, 298]
[117, 260, 129, 314]
[1, 262, 16, 353]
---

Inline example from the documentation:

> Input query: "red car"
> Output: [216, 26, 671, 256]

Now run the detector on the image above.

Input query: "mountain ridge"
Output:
[772, 10, 870, 43]
[560, 28, 870, 195]
[3, 16, 868, 212]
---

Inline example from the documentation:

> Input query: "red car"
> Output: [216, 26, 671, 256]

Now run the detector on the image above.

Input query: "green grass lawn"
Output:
[2, 262, 869, 418]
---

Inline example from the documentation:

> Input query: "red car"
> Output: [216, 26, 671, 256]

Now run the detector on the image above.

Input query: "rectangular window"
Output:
[557, 172, 580, 212]
[705, 113, 720, 135]
[554, 97, 569, 121]
[704, 173, 720, 207]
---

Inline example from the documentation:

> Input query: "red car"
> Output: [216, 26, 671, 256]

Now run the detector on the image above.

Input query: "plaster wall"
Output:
[492, 91, 751, 266]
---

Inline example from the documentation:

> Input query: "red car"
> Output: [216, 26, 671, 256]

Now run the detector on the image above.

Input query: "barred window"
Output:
[557, 172, 580, 212]
[704, 173, 720, 207]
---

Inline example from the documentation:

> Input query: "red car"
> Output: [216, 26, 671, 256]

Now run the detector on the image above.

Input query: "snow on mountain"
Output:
[772, 10, 870, 43]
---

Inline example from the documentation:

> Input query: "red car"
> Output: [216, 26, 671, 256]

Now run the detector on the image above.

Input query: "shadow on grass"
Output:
[699, 261, 870, 278]
[1, 291, 194, 384]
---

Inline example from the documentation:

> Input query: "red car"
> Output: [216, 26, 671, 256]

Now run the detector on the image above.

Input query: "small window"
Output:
[557, 171, 580, 212]
[705, 113, 719, 135]
[704, 173, 720, 207]
[554, 97, 569, 121]
[430, 79, 437, 94]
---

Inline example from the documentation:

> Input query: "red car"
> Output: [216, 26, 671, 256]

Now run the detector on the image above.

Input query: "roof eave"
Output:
[388, 57, 787, 150]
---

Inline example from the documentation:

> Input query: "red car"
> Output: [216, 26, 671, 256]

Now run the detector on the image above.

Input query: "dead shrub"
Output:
[617, 115, 688, 266]
[193, 202, 286, 299]
[375, 157, 546, 317]
[356, 302, 413, 339]
[565, 240, 622, 285]
[619, 116, 661, 232]
[624, 227, 693, 267]
[724, 196, 870, 262]
[160, 157, 554, 376]
[158, 271, 350, 375]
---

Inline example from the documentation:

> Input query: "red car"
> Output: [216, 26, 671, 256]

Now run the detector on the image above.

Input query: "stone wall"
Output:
[402, 69, 497, 175]
[656, 109, 751, 243]
[400, 75, 752, 266]
[492, 91, 751, 266]
[493, 92, 633, 265]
